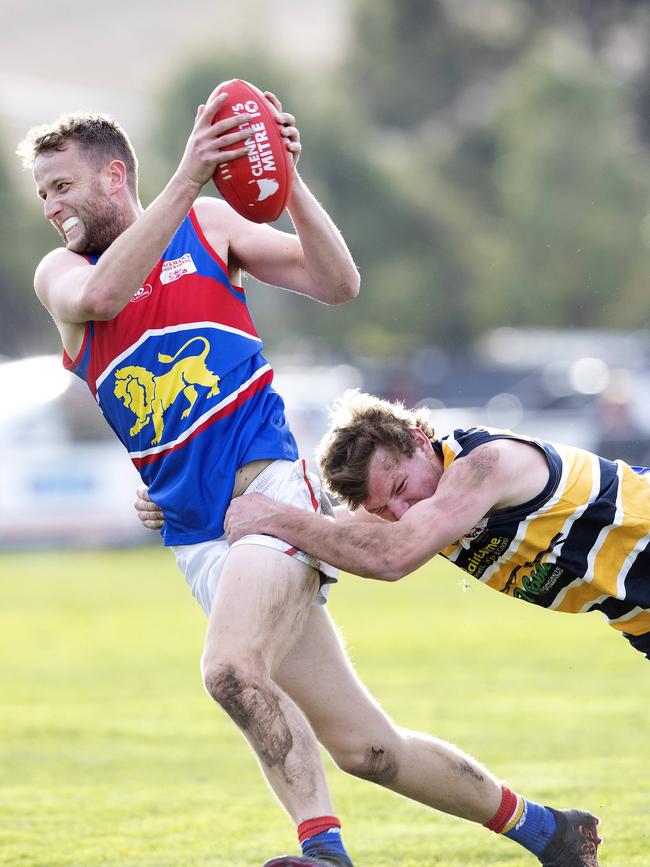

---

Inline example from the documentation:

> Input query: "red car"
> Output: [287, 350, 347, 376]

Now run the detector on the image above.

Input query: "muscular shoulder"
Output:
[193, 195, 283, 283]
[193, 196, 242, 239]
[460, 438, 549, 509]
[36, 245, 85, 274]
[192, 197, 249, 273]
[447, 440, 503, 489]
[34, 247, 90, 304]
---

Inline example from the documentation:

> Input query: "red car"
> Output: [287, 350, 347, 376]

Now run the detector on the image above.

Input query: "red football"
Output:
[211, 79, 294, 223]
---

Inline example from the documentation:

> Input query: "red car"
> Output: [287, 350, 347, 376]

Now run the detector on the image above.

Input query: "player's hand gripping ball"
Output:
[212, 80, 294, 223]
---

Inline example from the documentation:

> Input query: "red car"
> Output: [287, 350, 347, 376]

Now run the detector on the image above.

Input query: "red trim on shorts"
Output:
[301, 459, 319, 511]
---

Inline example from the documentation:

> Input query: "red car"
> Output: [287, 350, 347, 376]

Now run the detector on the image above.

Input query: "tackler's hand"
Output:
[224, 492, 277, 543]
[134, 485, 165, 531]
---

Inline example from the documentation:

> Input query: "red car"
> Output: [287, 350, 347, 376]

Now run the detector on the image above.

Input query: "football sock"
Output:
[298, 815, 350, 861]
[484, 785, 557, 858]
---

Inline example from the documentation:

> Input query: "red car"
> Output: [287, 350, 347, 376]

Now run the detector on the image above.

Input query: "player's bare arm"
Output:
[34, 90, 254, 330]
[223, 456, 501, 581]
[197, 92, 360, 305]
[134, 476, 389, 535]
[224, 439, 550, 581]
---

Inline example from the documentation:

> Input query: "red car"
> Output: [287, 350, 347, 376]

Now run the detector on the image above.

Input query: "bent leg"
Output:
[201, 544, 333, 823]
[275, 605, 501, 823]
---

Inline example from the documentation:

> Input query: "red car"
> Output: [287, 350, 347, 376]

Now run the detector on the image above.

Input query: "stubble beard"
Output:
[67, 184, 131, 256]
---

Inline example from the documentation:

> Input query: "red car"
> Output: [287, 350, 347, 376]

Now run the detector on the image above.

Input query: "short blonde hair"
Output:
[17, 113, 139, 199]
[317, 390, 435, 509]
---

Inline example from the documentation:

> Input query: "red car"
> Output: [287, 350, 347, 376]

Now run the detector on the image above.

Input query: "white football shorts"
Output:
[171, 458, 338, 616]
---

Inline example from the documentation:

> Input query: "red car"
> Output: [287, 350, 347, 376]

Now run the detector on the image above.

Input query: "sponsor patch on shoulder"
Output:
[160, 253, 197, 285]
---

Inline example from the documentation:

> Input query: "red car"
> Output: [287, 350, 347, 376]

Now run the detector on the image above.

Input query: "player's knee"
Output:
[333, 741, 399, 786]
[202, 659, 268, 723]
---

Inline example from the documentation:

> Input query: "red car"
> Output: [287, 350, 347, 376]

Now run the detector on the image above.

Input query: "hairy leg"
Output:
[201, 545, 333, 823]
[276, 605, 501, 823]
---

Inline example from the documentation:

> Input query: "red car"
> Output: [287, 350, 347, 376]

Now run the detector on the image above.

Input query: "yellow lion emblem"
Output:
[114, 336, 220, 445]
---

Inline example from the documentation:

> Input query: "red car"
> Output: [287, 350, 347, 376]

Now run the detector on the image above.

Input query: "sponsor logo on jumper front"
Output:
[501, 532, 566, 603]
[160, 253, 197, 285]
[131, 283, 153, 303]
[232, 101, 278, 179]
[464, 535, 511, 578]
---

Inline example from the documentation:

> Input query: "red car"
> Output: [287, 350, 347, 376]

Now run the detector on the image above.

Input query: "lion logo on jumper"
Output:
[113, 336, 220, 445]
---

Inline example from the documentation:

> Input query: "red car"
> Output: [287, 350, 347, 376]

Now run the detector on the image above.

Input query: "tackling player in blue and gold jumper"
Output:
[226, 389, 650, 658]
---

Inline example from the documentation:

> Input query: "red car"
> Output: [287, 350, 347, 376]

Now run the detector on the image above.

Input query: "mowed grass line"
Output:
[0, 548, 647, 866]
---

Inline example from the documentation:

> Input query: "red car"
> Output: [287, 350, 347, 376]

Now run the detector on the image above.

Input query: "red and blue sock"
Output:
[485, 785, 557, 858]
[298, 816, 351, 863]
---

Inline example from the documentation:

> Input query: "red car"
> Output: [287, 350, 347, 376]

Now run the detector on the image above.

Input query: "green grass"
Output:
[0, 548, 648, 866]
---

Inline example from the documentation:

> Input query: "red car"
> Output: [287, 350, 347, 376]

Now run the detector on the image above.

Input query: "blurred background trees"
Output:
[5, 0, 650, 359]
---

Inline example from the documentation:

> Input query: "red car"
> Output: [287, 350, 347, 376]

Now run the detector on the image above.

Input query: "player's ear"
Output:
[107, 159, 128, 194]
[410, 427, 432, 452]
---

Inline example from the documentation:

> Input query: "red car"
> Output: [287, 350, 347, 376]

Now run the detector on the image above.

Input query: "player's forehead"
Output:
[33, 141, 85, 186]
[364, 447, 407, 507]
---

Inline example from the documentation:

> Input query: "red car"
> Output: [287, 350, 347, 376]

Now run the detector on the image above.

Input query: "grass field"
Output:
[0, 547, 648, 866]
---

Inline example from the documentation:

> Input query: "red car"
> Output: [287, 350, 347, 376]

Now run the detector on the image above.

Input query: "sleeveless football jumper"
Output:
[436, 427, 650, 657]
[63, 208, 298, 545]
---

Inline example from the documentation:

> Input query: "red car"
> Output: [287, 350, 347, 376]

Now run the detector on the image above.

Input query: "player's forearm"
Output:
[84, 172, 202, 319]
[260, 504, 426, 581]
[286, 173, 360, 304]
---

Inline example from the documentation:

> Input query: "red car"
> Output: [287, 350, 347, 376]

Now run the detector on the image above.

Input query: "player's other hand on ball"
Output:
[264, 91, 302, 168]
[134, 485, 165, 531]
[178, 90, 254, 188]
[224, 492, 274, 543]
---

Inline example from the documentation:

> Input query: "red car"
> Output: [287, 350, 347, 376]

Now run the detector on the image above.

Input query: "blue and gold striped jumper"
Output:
[437, 427, 650, 658]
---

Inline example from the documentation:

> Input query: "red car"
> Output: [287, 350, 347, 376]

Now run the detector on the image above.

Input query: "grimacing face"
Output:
[363, 432, 443, 522]
[33, 141, 129, 255]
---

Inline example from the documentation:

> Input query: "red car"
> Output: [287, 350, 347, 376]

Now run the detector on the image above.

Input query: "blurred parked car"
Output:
[0, 355, 362, 549]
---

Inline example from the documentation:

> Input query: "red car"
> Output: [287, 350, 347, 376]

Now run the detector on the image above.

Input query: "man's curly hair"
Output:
[17, 113, 139, 199]
[317, 389, 436, 510]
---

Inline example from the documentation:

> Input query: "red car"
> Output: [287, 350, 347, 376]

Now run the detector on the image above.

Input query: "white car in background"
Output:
[0, 356, 150, 548]
[0, 355, 362, 549]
